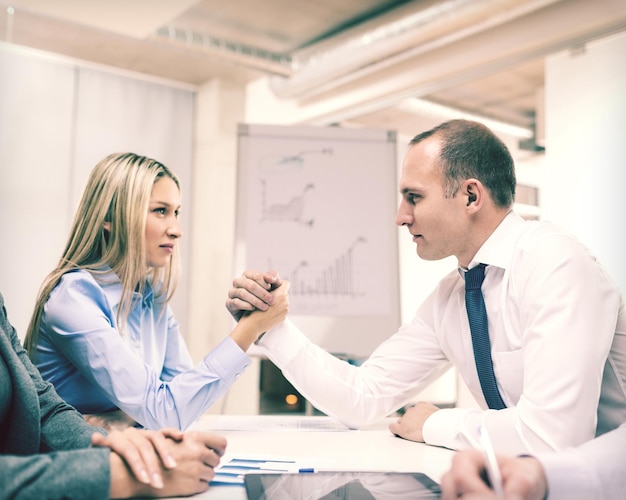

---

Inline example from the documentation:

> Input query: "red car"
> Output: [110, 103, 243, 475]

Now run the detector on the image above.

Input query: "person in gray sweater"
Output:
[0, 292, 227, 499]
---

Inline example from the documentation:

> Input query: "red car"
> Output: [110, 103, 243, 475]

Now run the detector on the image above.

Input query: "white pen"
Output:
[479, 424, 505, 499]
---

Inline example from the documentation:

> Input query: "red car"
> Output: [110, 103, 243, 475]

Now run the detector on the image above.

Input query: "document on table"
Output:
[205, 415, 350, 432]
[210, 456, 313, 486]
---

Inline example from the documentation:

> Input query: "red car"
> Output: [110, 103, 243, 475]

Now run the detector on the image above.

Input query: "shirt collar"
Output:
[96, 267, 154, 310]
[141, 283, 154, 309]
[466, 210, 527, 271]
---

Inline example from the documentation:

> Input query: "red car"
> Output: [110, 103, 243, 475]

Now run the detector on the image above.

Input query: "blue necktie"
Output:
[465, 264, 506, 410]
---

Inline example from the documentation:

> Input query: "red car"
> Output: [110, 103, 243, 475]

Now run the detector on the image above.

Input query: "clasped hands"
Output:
[92, 426, 226, 497]
[226, 269, 441, 443]
[226, 270, 284, 321]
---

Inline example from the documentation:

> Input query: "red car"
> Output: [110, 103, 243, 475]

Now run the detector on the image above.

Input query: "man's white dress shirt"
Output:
[259, 211, 626, 454]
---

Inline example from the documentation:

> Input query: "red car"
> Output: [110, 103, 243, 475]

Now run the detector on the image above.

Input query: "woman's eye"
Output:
[154, 207, 167, 215]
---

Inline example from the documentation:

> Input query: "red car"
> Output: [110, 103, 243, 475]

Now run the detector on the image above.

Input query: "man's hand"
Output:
[226, 270, 282, 321]
[440, 449, 547, 500]
[388, 401, 440, 442]
[231, 280, 290, 351]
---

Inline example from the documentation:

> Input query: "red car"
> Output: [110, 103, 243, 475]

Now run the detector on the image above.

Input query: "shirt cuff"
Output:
[200, 336, 251, 383]
[422, 407, 475, 450]
[257, 319, 310, 364]
[536, 450, 597, 500]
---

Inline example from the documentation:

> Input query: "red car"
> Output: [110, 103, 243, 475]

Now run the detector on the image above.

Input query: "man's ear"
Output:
[466, 190, 477, 206]
[465, 181, 479, 207]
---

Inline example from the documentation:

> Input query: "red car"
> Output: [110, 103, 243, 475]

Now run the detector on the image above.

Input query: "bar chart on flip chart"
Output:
[235, 124, 400, 357]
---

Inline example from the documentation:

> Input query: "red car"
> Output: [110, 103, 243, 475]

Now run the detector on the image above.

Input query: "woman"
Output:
[24, 152, 288, 430]
[0, 291, 226, 499]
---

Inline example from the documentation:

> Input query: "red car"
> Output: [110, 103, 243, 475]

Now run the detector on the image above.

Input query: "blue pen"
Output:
[298, 468, 315, 473]
[230, 458, 296, 464]
[220, 465, 292, 472]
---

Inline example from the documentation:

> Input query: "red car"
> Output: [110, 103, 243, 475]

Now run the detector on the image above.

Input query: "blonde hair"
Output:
[24, 152, 181, 359]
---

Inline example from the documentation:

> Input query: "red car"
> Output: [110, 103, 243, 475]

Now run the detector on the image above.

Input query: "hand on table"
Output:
[103, 428, 227, 498]
[92, 426, 183, 488]
[155, 431, 227, 497]
[388, 401, 440, 442]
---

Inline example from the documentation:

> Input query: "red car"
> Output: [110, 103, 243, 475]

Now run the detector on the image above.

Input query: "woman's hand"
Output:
[230, 279, 290, 351]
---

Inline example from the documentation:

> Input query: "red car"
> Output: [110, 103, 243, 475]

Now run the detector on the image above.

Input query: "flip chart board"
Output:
[235, 123, 400, 357]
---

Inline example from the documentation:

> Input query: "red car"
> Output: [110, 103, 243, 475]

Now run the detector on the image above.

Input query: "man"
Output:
[227, 119, 626, 455]
[0, 291, 226, 499]
[440, 423, 626, 499]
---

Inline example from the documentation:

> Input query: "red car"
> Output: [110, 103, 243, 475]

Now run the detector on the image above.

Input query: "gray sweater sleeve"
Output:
[537, 423, 626, 500]
[5, 301, 103, 451]
[0, 448, 111, 500]
[0, 293, 111, 499]
[13, 323, 102, 451]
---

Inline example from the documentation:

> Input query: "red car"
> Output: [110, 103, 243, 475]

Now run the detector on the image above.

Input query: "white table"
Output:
[169, 414, 455, 499]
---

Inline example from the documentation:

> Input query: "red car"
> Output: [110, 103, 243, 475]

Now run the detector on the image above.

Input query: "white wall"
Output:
[0, 43, 195, 339]
[543, 31, 626, 294]
[186, 79, 257, 415]
[0, 45, 75, 336]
